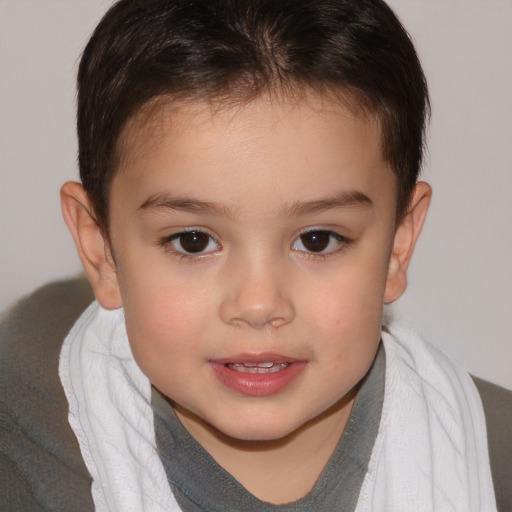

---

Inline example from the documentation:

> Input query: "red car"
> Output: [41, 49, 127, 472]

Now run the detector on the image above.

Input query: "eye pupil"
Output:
[180, 231, 209, 253]
[300, 231, 330, 252]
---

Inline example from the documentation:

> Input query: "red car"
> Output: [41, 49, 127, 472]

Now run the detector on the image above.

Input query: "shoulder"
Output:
[1, 277, 94, 356]
[0, 278, 94, 512]
[472, 376, 512, 512]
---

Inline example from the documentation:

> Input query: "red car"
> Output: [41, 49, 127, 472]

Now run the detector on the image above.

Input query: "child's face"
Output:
[108, 94, 400, 442]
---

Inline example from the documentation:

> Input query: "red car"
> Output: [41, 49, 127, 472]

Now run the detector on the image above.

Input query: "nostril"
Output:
[225, 313, 293, 330]
[268, 317, 287, 328]
[230, 318, 243, 329]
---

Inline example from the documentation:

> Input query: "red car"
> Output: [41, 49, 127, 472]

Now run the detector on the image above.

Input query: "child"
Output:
[1, 0, 511, 510]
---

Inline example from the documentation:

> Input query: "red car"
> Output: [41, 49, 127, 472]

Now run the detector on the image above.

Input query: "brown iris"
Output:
[177, 231, 210, 253]
[299, 231, 331, 252]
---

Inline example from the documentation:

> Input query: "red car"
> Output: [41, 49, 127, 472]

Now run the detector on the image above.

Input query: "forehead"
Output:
[111, 92, 395, 217]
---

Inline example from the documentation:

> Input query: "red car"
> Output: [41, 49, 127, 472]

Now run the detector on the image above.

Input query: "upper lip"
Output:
[210, 353, 304, 365]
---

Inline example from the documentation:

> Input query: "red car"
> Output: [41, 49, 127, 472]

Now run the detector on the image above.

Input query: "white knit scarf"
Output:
[59, 302, 497, 512]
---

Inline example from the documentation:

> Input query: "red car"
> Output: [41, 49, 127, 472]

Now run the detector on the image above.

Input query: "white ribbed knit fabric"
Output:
[59, 302, 179, 512]
[355, 323, 497, 512]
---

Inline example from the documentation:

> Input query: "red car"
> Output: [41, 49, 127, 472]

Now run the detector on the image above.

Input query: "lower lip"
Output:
[209, 361, 307, 396]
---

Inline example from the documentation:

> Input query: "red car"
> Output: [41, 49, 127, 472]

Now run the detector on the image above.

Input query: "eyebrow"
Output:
[138, 190, 373, 218]
[138, 194, 236, 219]
[282, 191, 373, 217]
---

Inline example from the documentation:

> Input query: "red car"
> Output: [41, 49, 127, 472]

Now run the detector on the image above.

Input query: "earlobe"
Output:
[60, 181, 122, 309]
[384, 181, 432, 304]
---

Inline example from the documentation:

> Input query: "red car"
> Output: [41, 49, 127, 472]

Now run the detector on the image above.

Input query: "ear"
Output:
[60, 181, 122, 309]
[384, 181, 432, 304]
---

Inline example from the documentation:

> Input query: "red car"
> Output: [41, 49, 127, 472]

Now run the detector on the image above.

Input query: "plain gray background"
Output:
[1, 0, 511, 388]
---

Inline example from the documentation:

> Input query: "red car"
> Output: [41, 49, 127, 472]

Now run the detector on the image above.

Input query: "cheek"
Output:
[121, 254, 214, 327]
[306, 259, 387, 329]
[120, 272, 213, 374]
[300, 256, 387, 370]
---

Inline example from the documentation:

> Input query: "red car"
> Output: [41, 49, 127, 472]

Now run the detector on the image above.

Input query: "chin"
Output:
[209, 410, 312, 444]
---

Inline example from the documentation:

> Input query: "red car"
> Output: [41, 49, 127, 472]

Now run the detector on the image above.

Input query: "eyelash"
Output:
[291, 229, 350, 260]
[158, 229, 221, 261]
[158, 228, 351, 261]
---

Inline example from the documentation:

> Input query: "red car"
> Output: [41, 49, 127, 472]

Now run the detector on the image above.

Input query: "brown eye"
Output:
[292, 230, 347, 255]
[169, 231, 219, 254]
[300, 231, 330, 252]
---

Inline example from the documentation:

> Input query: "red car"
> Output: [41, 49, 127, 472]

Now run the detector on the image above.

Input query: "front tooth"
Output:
[227, 362, 290, 373]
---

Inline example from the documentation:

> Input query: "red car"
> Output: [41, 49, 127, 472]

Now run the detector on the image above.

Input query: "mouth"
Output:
[209, 355, 306, 396]
[226, 362, 291, 374]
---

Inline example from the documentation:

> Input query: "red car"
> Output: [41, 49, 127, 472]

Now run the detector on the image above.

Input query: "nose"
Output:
[218, 260, 295, 329]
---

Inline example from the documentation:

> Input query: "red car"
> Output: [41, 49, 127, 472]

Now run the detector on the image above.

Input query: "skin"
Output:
[61, 92, 431, 504]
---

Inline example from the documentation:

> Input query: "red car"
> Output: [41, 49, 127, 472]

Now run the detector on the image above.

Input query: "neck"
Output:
[173, 387, 358, 504]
